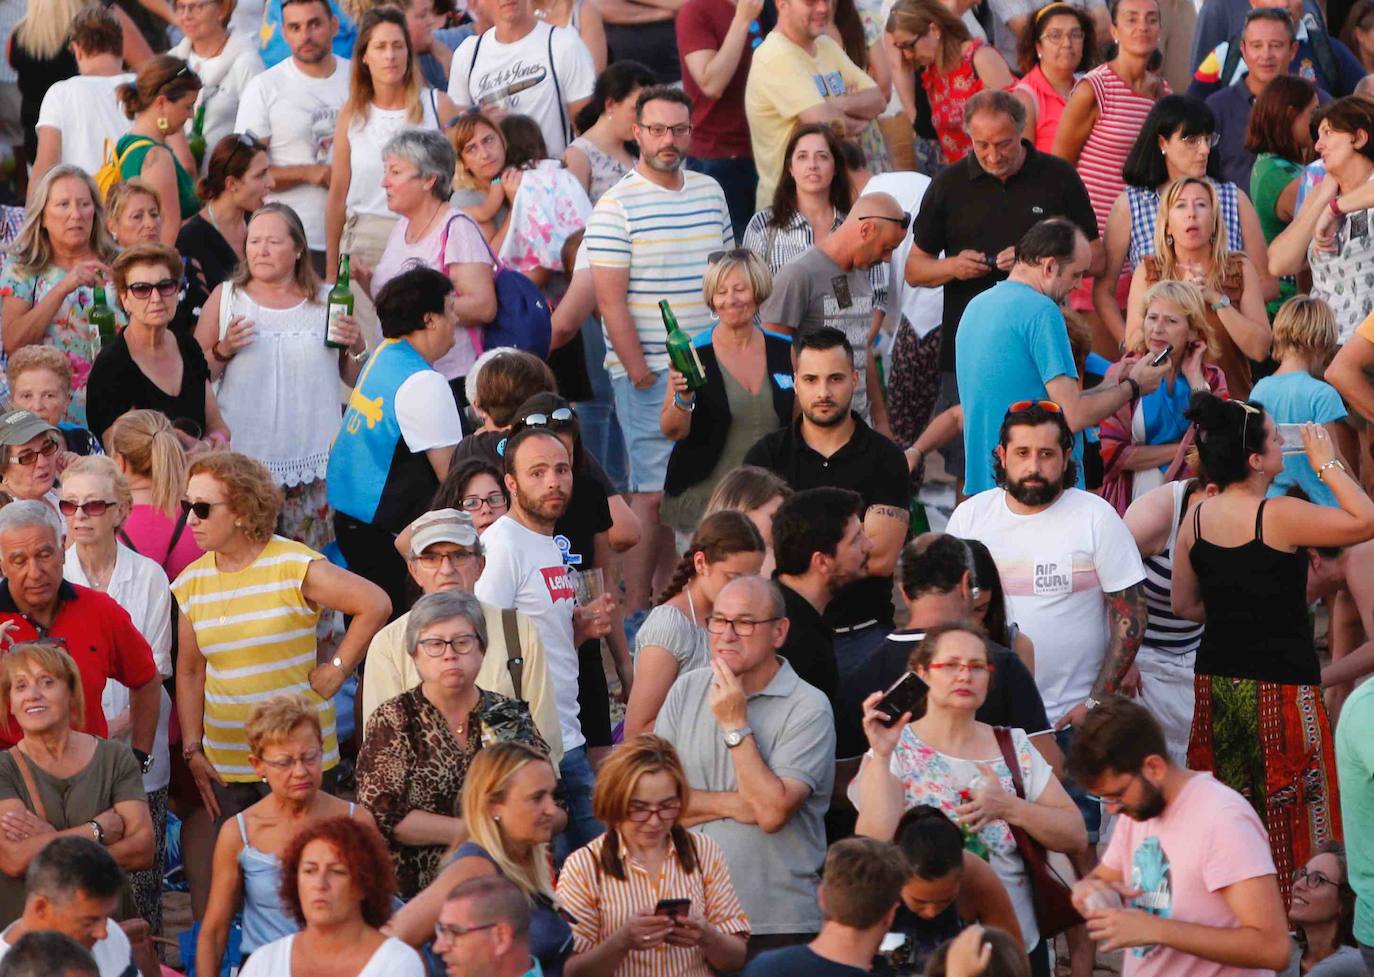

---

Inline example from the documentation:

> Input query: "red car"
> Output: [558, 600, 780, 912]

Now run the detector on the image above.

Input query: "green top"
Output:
[1250, 152, 1300, 316]
[115, 133, 202, 220]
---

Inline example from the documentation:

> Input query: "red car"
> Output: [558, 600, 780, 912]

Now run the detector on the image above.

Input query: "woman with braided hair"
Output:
[621, 511, 765, 739]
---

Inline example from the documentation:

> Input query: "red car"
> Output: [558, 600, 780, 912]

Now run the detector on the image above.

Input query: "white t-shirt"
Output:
[448, 21, 595, 157]
[172, 31, 265, 172]
[240, 935, 425, 977]
[394, 369, 464, 452]
[234, 55, 351, 249]
[946, 488, 1146, 723]
[475, 514, 583, 750]
[0, 919, 134, 977]
[35, 73, 134, 176]
[862, 171, 943, 340]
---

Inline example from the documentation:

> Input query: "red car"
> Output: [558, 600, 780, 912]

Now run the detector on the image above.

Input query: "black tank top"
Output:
[1190, 498, 1317, 685]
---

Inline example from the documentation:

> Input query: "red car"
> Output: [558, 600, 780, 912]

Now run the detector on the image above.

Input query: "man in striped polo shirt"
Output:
[586, 84, 733, 616]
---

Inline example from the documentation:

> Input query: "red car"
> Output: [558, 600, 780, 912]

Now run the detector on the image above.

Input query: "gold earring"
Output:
[157, 116, 170, 132]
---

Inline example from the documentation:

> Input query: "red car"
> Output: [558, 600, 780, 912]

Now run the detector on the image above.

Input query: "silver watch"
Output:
[1211, 294, 1231, 311]
[723, 726, 752, 749]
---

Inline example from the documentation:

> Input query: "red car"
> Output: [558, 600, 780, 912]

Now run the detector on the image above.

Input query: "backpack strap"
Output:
[8, 748, 50, 824]
[217, 281, 236, 341]
[451, 209, 501, 267]
[1220, 35, 1242, 89]
[117, 136, 159, 169]
[467, 28, 486, 102]
[502, 608, 524, 700]
[546, 24, 567, 147]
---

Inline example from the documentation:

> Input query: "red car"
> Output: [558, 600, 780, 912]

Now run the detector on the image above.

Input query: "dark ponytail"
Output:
[573, 59, 657, 135]
[1185, 390, 1268, 489]
[655, 510, 765, 605]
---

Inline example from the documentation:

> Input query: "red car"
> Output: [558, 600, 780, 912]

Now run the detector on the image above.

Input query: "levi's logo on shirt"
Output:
[541, 566, 575, 603]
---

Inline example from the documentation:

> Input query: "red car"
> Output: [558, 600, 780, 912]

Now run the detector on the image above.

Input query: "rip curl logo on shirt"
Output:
[541, 566, 576, 602]
[1032, 556, 1073, 597]
[555, 534, 583, 567]
[475, 60, 549, 110]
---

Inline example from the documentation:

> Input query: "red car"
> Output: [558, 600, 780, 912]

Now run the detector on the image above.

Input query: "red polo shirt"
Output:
[0, 579, 159, 748]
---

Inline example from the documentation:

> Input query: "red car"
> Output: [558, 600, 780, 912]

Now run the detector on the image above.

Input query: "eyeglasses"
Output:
[58, 499, 118, 517]
[863, 213, 912, 231]
[10, 439, 59, 467]
[707, 247, 754, 264]
[1293, 867, 1338, 889]
[414, 550, 481, 571]
[1093, 772, 1142, 807]
[638, 123, 693, 138]
[435, 921, 497, 943]
[1233, 399, 1260, 448]
[893, 36, 921, 50]
[705, 615, 781, 636]
[459, 492, 508, 513]
[925, 660, 996, 676]
[181, 499, 226, 519]
[1178, 132, 1222, 150]
[626, 800, 683, 822]
[415, 634, 483, 657]
[125, 278, 179, 300]
[515, 407, 575, 432]
[175, 0, 219, 12]
[255, 749, 323, 771]
[226, 131, 265, 166]
[1006, 399, 1063, 415]
[1041, 28, 1084, 42]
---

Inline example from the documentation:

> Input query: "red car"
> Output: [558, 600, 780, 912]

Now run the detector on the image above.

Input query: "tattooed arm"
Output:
[864, 503, 911, 577]
[1054, 583, 1147, 729]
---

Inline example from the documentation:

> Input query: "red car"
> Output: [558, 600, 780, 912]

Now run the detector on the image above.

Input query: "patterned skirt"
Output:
[1187, 675, 1341, 906]
[886, 324, 942, 491]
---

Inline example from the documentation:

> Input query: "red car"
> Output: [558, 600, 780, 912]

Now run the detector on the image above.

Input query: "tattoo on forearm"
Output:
[1093, 584, 1146, 698]
[868, 504, 911, 523]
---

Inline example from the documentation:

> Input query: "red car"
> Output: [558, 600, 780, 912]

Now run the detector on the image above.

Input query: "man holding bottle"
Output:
[585, 84, 733, 616]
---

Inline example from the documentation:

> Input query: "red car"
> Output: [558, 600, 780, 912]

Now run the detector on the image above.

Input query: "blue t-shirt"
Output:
[1250, 371, 1347, 507]
[955, 280, 1081, 494]
[742, 946, 868, 977]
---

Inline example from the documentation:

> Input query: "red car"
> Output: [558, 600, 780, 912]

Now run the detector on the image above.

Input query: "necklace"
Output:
[686, 585, 699, 627]
[406, 200, 447, 245]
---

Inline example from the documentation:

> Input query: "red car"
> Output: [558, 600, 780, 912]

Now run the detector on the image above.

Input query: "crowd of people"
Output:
[8, 0, 1374, 974]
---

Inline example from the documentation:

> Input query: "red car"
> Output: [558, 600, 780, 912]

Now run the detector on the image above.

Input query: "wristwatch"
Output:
[723, 726, 752, 749]
[87, 819, 105, 844]
[1084, 697, 1102, 712]
[132, 748, 154, 775]
[1211, 294, 1232, 312]
[328, 656, 346, 672]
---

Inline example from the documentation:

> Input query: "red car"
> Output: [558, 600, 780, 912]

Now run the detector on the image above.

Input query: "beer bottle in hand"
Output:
[661, 300, 705, 390]
[326, 255, 353, 349]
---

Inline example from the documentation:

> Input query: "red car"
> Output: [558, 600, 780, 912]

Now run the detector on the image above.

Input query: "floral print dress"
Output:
[861, 724, 1052, 950]
[922, 40, 988, 164]
[0, 255, 126, 424]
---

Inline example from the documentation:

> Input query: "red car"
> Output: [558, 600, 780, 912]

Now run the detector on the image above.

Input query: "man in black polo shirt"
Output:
[743, 328, 910, 688]
[907, 88, 1100, 460]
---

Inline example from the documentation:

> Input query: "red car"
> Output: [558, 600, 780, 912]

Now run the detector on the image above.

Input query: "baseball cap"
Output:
[0, 409, 57, 448]
[407, 508, 480, 559]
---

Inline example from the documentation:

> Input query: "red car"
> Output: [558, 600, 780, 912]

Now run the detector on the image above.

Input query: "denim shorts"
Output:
[611, 370, 674, 493]
[1054, 727, 1102, 843]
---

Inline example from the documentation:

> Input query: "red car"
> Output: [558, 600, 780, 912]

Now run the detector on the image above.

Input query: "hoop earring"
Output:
[1165, 233, 1174, 247]
[157, 116, 170, 132]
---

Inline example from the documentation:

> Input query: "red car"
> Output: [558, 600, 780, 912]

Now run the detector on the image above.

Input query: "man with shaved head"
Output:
[760, 191, 910, 427]
[655, 574, 836, 956]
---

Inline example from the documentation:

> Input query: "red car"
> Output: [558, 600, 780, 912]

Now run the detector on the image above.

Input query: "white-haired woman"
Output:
[60, 454, 175, 932]
[195, 203, 366, 551]
[0, 165, 123, 421]
[366, 128, 495, 400]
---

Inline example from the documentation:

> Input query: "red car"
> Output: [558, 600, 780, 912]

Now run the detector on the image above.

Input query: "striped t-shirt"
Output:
[172, 536, 336, 781]
[585, 168, 733, 378]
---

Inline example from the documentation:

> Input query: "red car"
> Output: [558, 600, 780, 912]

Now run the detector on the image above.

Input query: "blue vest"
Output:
[327, 338, 439, 532]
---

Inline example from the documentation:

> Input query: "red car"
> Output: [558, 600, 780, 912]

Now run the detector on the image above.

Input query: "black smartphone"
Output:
[874, 671, 927, 726]
[655, 898, 691, 920]
[1149, 344, 1173, 367]
[982, 251, 999, 268]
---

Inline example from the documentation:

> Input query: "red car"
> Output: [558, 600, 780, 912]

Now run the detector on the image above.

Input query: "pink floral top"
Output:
[0, 255, 127, 425]
[923, 39, 996, 164]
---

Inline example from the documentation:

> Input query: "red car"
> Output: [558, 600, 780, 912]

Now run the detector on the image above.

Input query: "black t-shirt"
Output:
[742, 946, 870, 977]
[850, 629, 1052, 734]
[777, 582, 837, 696]
[86, 329, 211, 442]
[743, 415, 910, 630]
[175, 214, 239, 336]
[912, 143, 1098, 372]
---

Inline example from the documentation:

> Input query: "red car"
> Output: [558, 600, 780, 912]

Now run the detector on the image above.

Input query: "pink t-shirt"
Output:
[1101, 773, 1277, 977]
[124, 503, 205, 582]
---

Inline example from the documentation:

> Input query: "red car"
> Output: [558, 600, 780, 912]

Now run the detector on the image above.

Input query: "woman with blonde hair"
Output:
[702, 466, 793, 576]
[108, 409, 202, 579]
[559, 735, 750, 977]
[389, 741, 572, 976]
[105, 179, 164, 248]
[198, 694, 375, 977]
[324, 5, 456, 333]
[1126, 176, 1271, 398]
[115, 55, 205, 245]
[0, 165, 122, 421]
[1100, 279, 1229, 513]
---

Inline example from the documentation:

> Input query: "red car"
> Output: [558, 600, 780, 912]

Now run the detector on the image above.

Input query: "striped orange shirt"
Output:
[557, 832, 750, 977]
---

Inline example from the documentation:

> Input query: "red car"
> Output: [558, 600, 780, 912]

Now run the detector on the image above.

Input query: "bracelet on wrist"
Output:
[1122, 377, 1141, 401]
[1318, 458, 1349, 481]
[1331, 195, 1345, 217]
[210, 341, 233, 364]
[672, 392, 696, 413]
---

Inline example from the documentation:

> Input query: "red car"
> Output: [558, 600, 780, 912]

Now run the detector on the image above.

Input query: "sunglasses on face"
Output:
[181, 499, 226, 519]
[58, 499, 118, 517]
[125, 278, 179, 300]
[10, 439, 59, 467]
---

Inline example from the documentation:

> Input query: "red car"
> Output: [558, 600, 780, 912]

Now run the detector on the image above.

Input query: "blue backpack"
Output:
[447, 213, 553, 359]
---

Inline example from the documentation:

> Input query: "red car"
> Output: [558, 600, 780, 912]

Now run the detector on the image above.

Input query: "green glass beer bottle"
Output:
[188, 104, 208, 168]
[89, 286, 117, 350]
[660, 300, 706, 390]
[325, 255, 353, 349]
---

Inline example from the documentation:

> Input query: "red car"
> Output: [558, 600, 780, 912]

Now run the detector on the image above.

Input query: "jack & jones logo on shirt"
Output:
[540, 565, 575, 603]
[475, 60, 549, 109]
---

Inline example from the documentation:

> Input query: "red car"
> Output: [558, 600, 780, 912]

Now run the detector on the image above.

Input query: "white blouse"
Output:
[345, 93, 442, 219]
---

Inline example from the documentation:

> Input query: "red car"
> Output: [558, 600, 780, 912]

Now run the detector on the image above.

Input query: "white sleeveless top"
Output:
[215, 283, 343, 486]
[346, 91, 442, 219]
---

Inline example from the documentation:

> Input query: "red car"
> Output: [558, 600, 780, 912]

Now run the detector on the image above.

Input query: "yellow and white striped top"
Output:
[171, 536, 335, 782]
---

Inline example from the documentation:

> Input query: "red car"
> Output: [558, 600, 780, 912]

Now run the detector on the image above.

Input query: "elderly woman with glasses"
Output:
[0, 409, 64, 514]
[198, 695, 376, 977]
[559, 735, 750, 977]
[659, 249, 792, 548]
[85, 242, 232, 451]
[357, 591, 548, 900]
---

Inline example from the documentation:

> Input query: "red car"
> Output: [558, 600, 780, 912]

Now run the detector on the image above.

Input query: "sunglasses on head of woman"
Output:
[515, 407, 576, 432]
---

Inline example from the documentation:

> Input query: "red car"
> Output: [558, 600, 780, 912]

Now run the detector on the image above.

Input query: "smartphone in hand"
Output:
[874, 671, 927, 726]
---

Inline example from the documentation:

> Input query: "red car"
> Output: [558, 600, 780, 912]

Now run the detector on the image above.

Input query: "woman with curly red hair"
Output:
[239, 816, 424, 976]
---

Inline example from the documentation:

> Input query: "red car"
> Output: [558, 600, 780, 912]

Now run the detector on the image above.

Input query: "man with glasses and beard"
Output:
[1067, 697, 1290, 977]
[475, 428, 613, 858]
[946, 401, 1147, 859]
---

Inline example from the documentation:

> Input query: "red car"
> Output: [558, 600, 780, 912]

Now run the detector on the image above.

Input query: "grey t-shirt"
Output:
[1279, 945, 1367, 977]
[759, 246, 875, 422]
[635, 603, 709, 675]
[654, 658, 835, 935]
